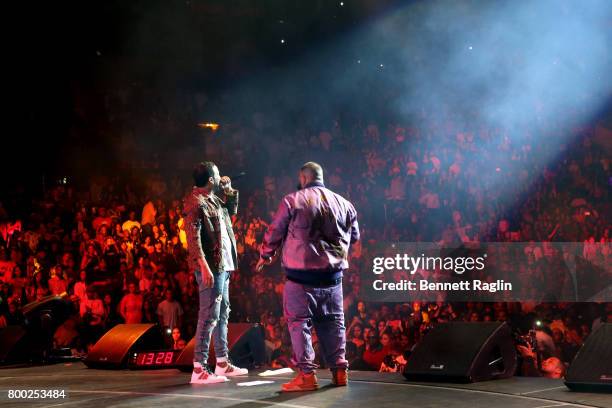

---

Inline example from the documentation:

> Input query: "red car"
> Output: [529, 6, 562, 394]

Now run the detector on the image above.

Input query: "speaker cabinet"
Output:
[176, 323, 265, 371]
[0, 295, 73, 364]
[565, 323, 612, 392]
[0, 326, 28, 364]
[403, 321, 517, 383]
[84, 324, 164, 369]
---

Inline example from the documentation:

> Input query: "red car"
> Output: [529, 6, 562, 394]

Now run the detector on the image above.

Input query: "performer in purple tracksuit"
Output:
[257, 161, 360, 392]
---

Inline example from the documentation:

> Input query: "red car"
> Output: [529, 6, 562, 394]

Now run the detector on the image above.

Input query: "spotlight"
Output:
[197, 122, 220, 131]
[535, 320, 542, 327]
[281, 39, 285, 44]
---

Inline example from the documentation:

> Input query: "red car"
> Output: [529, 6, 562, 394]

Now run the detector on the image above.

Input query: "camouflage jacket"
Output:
[183, 187, 238, 274]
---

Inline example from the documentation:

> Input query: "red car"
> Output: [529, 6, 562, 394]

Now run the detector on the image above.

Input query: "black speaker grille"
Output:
[404, 322, 516, 383]
[565, 323, 612, 391]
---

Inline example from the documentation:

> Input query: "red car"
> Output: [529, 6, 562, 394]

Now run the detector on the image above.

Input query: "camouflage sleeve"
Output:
[183, 193, 206, 266]
[223, 189, 239, 216]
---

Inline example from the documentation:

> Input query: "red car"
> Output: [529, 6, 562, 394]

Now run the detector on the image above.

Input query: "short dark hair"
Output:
[193, 162, 216, 187]
[300, 161, 324, 182]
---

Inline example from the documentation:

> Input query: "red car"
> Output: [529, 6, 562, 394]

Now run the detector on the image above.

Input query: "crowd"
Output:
[0, 101, 610, 375]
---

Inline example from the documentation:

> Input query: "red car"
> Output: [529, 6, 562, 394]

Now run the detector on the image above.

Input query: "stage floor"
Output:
[0, 362, 610, 408]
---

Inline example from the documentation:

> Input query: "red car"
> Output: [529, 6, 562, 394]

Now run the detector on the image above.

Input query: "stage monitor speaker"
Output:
[565, 323, 612, 392]
[403, 321, 517, 383]
[22, 294, 73, 329]
[84, 324, 164, 369]
[0, 326, 28, 364]
[176, 323, 265, 372]
[0, 296, 73, 364]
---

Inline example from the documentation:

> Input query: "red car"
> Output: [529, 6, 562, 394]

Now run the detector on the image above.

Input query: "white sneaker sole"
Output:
[216, 369, 249, 377]
[190, 373, 229, 384]
[190, 378, 229, 384]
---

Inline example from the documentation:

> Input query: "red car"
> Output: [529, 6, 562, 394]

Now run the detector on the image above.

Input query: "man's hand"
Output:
[198, 258, 214, 288]
[256, 256, 273, 272]
[220, 176, 234, 194]
[517, 344, 536, 359]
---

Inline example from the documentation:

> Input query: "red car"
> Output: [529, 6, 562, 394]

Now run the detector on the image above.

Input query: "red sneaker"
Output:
[281, 371, 319, 392]
[331, 368, 348, 386]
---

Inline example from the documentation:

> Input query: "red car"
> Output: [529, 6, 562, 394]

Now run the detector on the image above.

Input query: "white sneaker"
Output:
[190, 366, 228, 384]
[214, 362, 249, 377]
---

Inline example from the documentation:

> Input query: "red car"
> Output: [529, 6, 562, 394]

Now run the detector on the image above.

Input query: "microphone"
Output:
[229, 172, 246, 180]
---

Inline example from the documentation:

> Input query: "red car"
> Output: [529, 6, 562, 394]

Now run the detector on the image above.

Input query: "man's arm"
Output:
[183, 194, 214, 287]
[219, 176, 238, 216]
[119, 296, 129, 321]
[183, 194, 206, 266]
[156, 303, 164, 326]
[350, 207, 360, 244]
[517, 345, 542, 377]
[81, 299, 89, 318]
[258, 197, 292, 264]
[222, 190, 239, 216]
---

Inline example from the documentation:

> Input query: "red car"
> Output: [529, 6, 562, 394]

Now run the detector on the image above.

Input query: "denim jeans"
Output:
[193, 269, 230, 364]
[283, 278, 348, 373]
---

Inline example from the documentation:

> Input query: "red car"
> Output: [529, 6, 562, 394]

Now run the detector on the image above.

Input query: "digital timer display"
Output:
[129, 350, 178, 369]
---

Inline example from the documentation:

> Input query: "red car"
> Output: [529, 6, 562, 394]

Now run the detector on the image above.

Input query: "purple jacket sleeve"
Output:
[350, 209, 360, 244]
[260, 197, 292, 259]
